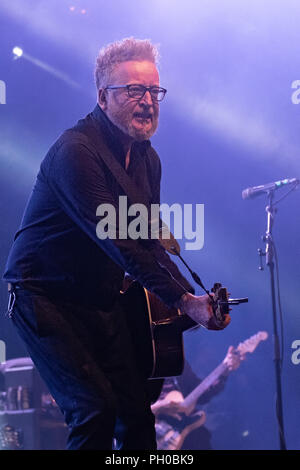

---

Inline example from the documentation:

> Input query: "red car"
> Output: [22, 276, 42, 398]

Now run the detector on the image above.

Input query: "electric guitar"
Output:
[120, 280, 247, 379]
[155, 331, 268, 450]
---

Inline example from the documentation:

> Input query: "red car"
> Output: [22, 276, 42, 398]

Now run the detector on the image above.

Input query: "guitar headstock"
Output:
[236, 331, 268, 356]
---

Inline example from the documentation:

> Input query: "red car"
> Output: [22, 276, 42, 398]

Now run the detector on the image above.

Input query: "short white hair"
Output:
[95, 37, 160, 90]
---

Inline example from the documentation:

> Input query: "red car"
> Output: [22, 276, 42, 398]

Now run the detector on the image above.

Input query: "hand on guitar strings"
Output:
[151, 398, 186, 420]
[174, 292, 231, 331]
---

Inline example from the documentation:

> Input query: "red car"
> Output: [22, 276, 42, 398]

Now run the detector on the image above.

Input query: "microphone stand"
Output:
[259, 189, 287, 450]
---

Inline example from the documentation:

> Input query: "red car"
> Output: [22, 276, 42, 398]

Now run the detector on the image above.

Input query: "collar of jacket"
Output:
[91, 104, 151, 168]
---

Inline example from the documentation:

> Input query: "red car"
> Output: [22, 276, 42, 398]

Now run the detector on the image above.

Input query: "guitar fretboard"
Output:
[183, 361, 228, 409]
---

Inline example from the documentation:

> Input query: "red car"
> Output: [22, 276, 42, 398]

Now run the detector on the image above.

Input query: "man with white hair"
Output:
[3, 38, 230, 450]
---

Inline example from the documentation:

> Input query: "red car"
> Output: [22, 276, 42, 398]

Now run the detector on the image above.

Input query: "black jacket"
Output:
[4, 105, 193, 310]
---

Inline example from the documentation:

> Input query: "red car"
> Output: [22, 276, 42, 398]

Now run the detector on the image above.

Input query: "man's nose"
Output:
[140, 90, 154, 106]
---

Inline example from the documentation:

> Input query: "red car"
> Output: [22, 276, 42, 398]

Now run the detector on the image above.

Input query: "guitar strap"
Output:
[86, 122, 153, 209]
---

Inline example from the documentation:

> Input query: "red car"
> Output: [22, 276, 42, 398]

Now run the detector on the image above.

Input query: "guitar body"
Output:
[156, 403, 206, 450]
[120, 281, 197, 379]
[154, 390, 205, 450]
[120, 279, 248, 379]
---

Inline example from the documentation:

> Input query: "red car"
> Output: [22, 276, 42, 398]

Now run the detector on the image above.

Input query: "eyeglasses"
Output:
[105, 84, 167, 102]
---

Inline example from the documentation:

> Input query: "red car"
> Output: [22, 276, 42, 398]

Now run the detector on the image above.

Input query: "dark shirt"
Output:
[3, 105, 193, 310]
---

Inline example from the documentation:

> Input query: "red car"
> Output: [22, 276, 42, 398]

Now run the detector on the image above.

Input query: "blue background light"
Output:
[1, 0, 300, 450]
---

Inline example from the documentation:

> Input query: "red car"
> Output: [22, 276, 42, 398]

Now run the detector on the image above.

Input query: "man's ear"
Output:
[98, 88, 107, 111]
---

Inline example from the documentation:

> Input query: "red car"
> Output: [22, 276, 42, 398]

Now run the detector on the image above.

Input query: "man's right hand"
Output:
[175, 292, 231, 330]
[151, 398, 185, 419]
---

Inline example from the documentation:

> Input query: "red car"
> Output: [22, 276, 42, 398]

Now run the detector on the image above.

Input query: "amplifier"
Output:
[0, 357, 67, 450]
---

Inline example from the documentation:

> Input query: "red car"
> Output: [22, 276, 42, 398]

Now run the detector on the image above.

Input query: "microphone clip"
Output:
[257, 248, 265, 271]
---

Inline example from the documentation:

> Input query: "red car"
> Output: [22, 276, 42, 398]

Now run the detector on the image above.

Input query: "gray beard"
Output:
[107, 111, 158, 142]
[127, 121, 158, 142]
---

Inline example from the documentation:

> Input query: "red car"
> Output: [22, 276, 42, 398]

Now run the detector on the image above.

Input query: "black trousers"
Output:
[8, 286, 157, 450]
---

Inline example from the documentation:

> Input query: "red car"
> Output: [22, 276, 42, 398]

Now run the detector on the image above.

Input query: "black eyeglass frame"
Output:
[104, 84, 167, 102]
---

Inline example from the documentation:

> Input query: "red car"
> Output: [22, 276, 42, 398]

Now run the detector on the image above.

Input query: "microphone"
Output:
[242, 178, 299, 200]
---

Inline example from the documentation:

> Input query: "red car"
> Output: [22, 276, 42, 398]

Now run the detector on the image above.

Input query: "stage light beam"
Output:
[12, 46, 23, 59]
[12, 46, 81, 90]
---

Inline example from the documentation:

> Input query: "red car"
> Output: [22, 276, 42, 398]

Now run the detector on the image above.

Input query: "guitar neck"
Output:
[182, 361, 228, 410]
[181, 332, 268, 410]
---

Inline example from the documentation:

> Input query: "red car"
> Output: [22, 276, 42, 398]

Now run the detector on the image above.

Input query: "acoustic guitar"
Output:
[120, 280, 246, 379]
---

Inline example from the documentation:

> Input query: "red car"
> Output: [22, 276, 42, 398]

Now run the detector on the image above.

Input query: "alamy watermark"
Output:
[0, 80, 6, 104]
[291, 340, 300, 365]
[291, 80, 300, 104]
[0, 340, 6, 363]
[96, 196, 204, 251]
